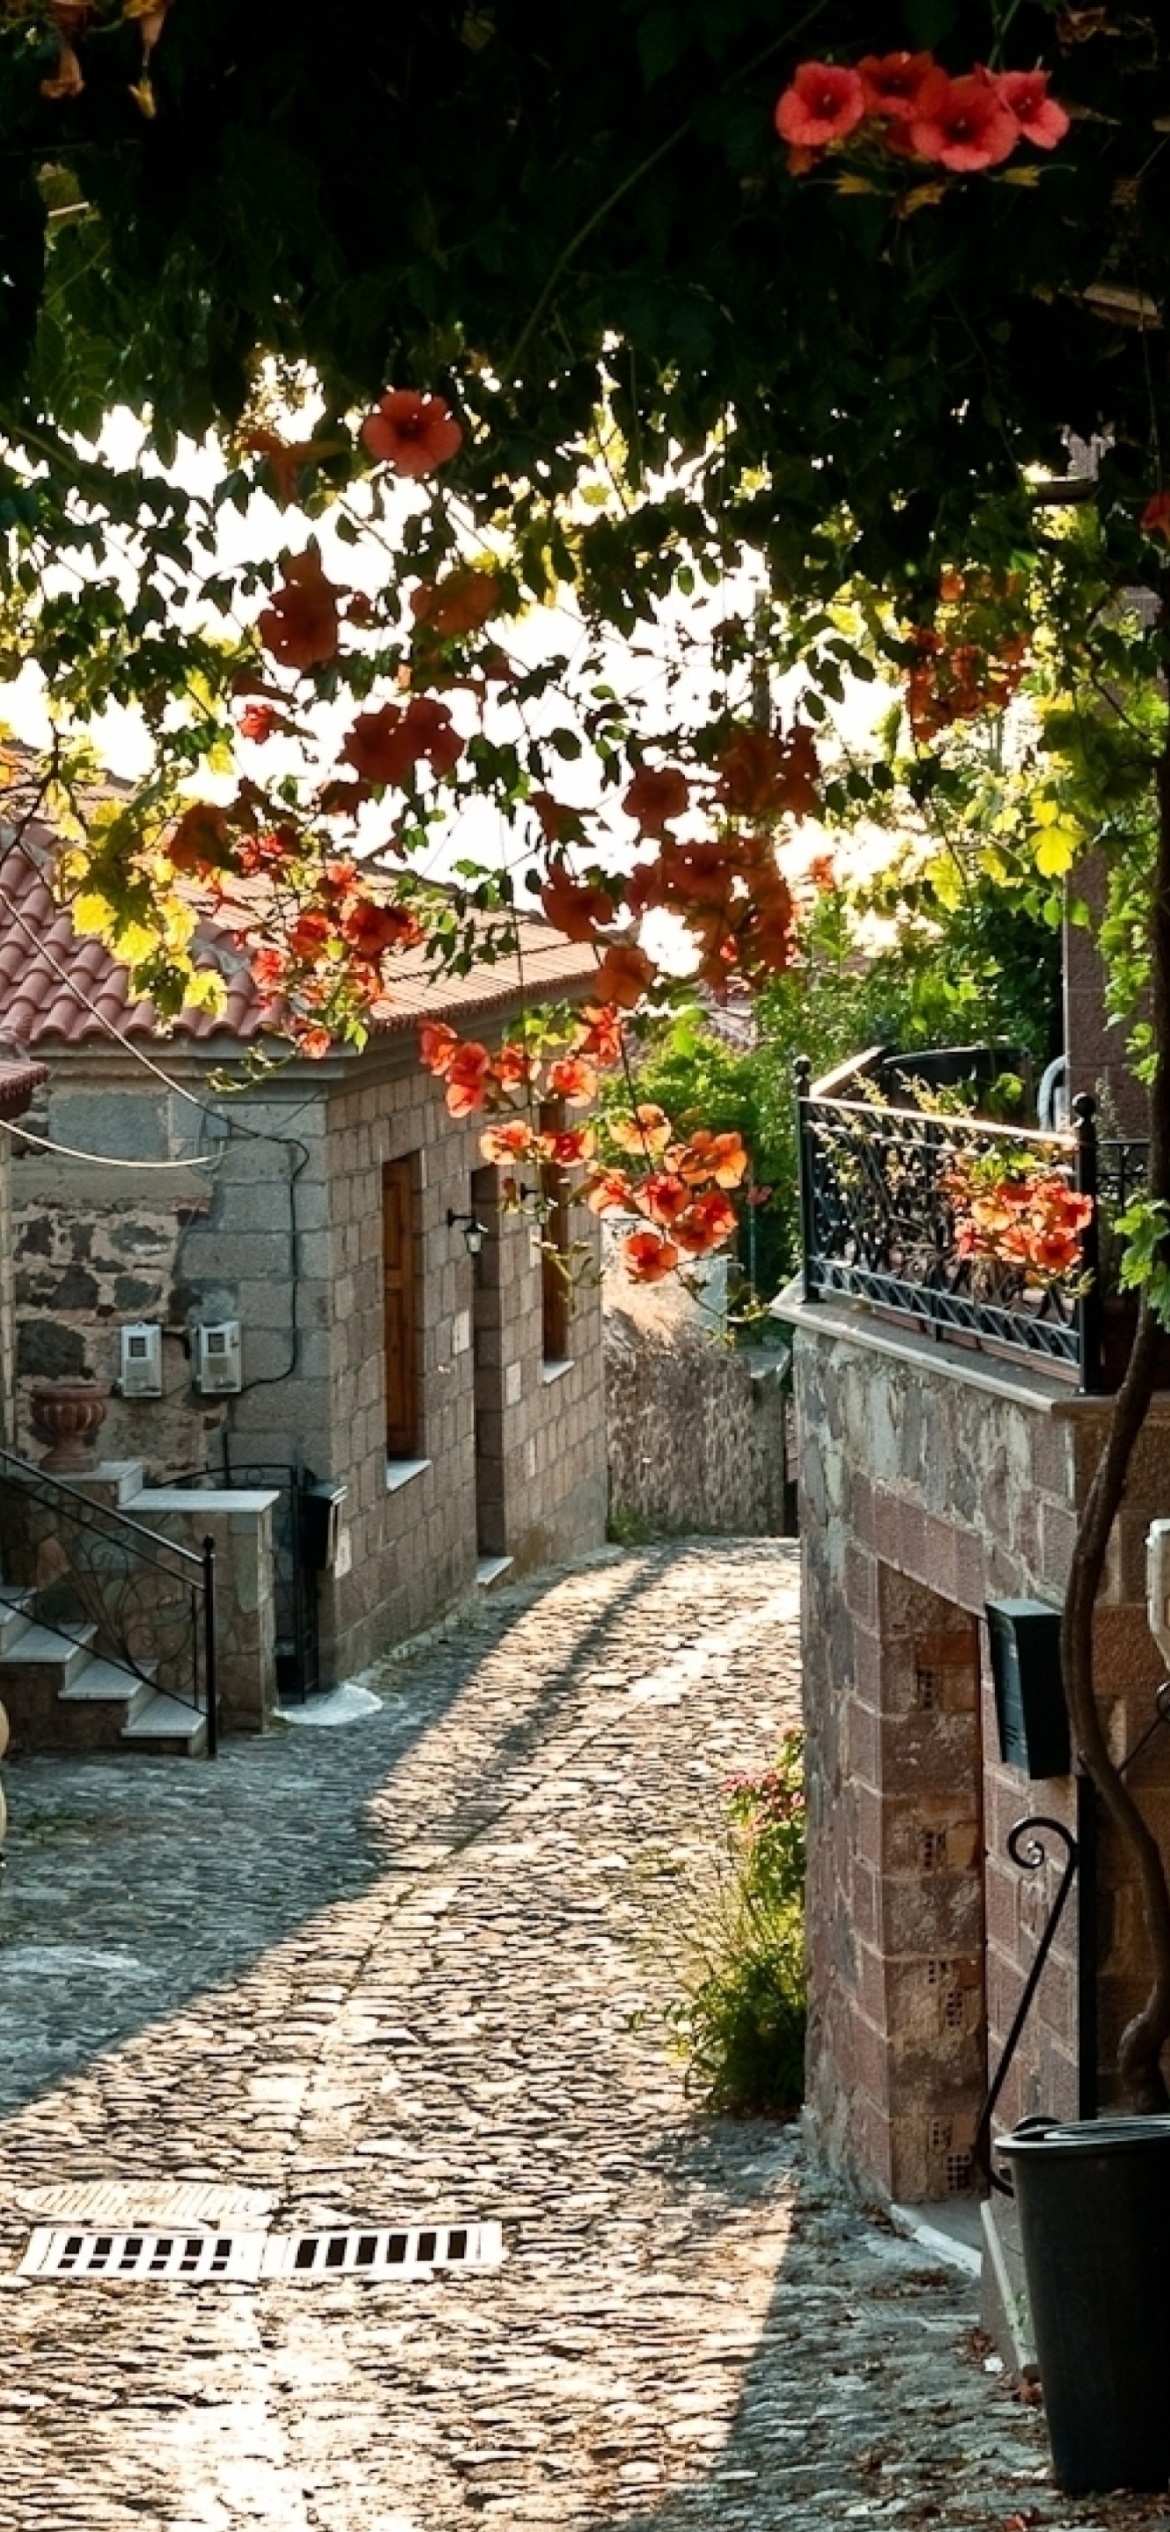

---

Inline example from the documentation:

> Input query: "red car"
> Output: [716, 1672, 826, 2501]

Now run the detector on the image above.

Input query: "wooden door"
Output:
[382, 1158, 420, 1456]
[539, 1100, 571, 1363]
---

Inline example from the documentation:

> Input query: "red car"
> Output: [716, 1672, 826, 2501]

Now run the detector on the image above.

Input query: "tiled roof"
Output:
[0, 832, 598, 1054]
[373, 923, 600, 1032]
[0, 1053, 48, 1114]
[0, 832, 270, 1047]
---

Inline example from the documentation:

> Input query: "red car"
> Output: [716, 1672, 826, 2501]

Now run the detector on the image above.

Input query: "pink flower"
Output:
[775, 62, 867, 150]
[996, 68, 1070, 151]
[910, 69, 1019, 172]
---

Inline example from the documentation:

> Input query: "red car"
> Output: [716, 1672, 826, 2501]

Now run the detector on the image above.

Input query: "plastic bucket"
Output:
[999, 2115, 1170, 2493]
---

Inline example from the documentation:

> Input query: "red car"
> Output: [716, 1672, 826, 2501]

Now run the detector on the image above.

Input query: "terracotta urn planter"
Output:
[28, 1376, 110, 1475]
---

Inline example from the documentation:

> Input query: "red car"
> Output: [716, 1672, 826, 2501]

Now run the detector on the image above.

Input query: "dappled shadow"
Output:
[0, 1547, 660, 2122]
[570, 2159, 1053, 2532]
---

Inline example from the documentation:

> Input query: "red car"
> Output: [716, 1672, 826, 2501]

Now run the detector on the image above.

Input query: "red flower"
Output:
[910, 70, 1019, 172]
[238, 702, 278, 743]
[361, 389, 463, 479]
[622, 766, 689, 836]
[591, 940, 656, 1009]
[294, 1025, 334, 1061]
[584, 1167, 634, 1215]
[444, 1041, 493, 1118]
[419, 1020, 460, 1075]
[610, 1103, 673, 1158]
[342, 696, 463, 785]
[540, 860, 618, 943]
[1029, 1226, 1082, 1276]
[167, 801, 235, 874]
[494, 1041, 535, 1089]
[775, 62, 867, 150]
[481, 1119, 536, 1164]
[411, 569, 501, 637]
[638, 1173, 692, 1227]
[996, 68, 1070, 150]
[288, 909, 333, 958]
[621, 1230, 680, 1284]
[673, 1190, 739, 1254]
[547, 1054, 598, 1106]
[679, 1129, 749, 1189]
[340, 898, 423, 960]
[257, 550, 342, 671]
[401, 694, 464, 776]
[1141, 492, 1170, 545]
[716, 723, 821, 822]
[575, 1003, 624, 1066]
[537, 1125, 595, 1168]
[857, 51, 934, 121]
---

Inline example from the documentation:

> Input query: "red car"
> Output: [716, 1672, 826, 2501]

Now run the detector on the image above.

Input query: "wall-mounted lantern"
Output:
[447, 1209, 489, 1258]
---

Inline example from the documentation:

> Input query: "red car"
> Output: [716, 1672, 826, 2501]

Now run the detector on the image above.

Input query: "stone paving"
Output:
[0, 1538, 1167, 2532]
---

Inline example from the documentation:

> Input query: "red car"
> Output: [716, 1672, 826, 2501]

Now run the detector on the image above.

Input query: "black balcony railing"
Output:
[795, 1049, 1149, 1393]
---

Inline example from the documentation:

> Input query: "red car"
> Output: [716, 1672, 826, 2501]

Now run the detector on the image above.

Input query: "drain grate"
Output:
[20, 2227, 265, 2281]
[263, 2221, 503, 2278]
[18, 2219, 503, 2282]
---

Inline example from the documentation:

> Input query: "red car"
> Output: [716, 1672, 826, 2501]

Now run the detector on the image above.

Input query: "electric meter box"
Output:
[194, 1320, 243, 1395]
[119, 1322, 163, 1398]
[986, 1598, 1070, 1780]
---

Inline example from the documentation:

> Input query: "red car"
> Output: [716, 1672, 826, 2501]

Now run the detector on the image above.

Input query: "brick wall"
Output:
[792, 1302, 1170, 2204]
[313, 1048, 606, 1680]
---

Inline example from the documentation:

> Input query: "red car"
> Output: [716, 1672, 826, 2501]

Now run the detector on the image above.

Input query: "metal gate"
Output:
[219, 1456, 321, 1705]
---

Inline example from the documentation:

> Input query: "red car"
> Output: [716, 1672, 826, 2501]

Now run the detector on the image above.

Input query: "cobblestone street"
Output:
[0, 1540, 1165, 2532]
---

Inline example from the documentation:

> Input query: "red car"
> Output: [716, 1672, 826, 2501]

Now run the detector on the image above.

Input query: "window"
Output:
[539, 1100, 571, 1364]
[382, 1156, 420, 1458]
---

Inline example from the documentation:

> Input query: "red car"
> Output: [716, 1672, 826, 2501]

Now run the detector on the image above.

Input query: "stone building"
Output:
[782, 1040, 1170, 2212]
[0, 835, 608, 1700]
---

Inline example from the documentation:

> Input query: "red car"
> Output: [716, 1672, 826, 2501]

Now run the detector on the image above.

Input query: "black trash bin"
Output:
[1000, 2115, 1170, 2494]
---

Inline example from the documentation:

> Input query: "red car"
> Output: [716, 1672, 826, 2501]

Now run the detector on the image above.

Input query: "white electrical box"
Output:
[120, 1322, 163, 1398]
[194, 1320, 243, 1395]
[1147, 1520, 1170, 1666]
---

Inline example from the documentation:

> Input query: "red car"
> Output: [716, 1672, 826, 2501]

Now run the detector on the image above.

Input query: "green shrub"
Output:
[667, 1729, 807, 2118]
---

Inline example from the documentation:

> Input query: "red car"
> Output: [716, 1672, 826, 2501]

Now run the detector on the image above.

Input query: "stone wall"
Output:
[605, 1299, 791, 1538]
[10, 1062, 321, 1480]
[9, 1033, 609, 1691]
[790, 1294, 1170, 2205]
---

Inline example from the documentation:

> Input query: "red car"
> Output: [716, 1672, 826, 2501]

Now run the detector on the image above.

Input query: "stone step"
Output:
[0, 1621, 97, 1692]
[120, 1690, 207, 1757]
[0, 1586, 33, 1654]
[57, 1656, 157, 1718]
[476, 1554, 514, 1590]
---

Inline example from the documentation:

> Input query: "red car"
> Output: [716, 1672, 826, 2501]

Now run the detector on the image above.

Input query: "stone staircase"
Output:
[0, 1582, 206, 1758]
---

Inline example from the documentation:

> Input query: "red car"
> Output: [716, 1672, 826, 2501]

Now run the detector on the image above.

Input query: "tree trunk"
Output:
[1059, 679, 1170, 2111]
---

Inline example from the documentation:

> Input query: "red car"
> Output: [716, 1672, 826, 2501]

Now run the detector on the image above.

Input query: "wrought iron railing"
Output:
[0, 1446, 217, 1754]
[796, 1050, 1150, 1393]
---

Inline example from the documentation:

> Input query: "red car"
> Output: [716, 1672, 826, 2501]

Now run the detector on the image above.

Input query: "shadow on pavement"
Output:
[0, 1548, 659, 2121]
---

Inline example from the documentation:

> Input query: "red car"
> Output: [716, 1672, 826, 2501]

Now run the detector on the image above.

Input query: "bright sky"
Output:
[2, 401, 902, 967]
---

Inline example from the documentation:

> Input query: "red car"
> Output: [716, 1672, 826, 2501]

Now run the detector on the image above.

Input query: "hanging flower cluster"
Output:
[903, 570, 1030, 739]
[416, 1007, 748, 1276]
[944, 1160, 1093, 1285]
[775, 54, 1070, 180]
[418, 1003, 621, 1150]
[585, 1110, 749, 1282]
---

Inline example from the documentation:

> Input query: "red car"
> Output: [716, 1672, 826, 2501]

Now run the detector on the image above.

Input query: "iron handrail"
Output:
[0, 1445, 204, 1574]
[0, 1445, 218, 1757]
